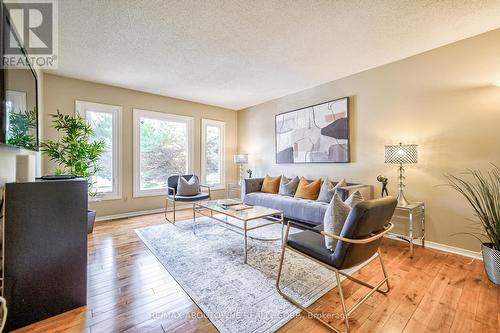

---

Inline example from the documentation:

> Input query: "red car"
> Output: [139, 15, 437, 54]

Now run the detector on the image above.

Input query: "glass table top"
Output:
[195, 200, 282, 221]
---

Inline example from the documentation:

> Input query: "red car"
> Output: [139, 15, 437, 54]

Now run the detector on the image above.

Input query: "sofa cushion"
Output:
[288, 229, 335, 266]
[317, 178, 346, 203]
[168, 192, 209, 202]
[279, 176, 300, 196]
[244, 192, 328, 225]
[261, 175, 281, 194]
[294, 177, 321, 200]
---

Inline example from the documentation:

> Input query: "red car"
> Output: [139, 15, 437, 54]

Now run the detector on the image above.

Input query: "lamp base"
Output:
[396, 190, 410, 207]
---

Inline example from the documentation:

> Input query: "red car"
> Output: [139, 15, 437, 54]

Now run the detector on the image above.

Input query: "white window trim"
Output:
[201, 118, 225, 190]
[75, 100, 123, 201]
[133, 108, 194, 198]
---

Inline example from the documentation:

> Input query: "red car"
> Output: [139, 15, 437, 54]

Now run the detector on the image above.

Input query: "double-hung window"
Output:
[201, 119, 225, 189]
[75, 100, 122, 200]
[133, 109, 193, 197]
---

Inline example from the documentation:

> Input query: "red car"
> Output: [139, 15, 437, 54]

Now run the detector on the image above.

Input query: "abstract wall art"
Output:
[275, 97, 349, 163]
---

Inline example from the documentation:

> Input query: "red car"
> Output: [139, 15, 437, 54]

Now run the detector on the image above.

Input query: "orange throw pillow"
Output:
[294, 177, 321, 200]
[261, 175, 281, 194]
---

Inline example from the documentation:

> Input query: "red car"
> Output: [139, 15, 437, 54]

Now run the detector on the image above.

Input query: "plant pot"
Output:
[87, 209, 96, 234]
[482, 243, 500, 286]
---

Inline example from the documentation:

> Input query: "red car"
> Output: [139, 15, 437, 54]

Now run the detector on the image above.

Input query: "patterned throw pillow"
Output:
[294, 177, 322, 200]
[323, 190, 364, 251]
[278, 176, 300, 196]
[317, 178, 347, 203]
[177, 176, 200, 196]
[261, 175, 281, 194]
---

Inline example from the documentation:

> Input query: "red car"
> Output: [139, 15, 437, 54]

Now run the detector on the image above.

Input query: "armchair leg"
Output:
[335, 270, 350, 332]
[165, 198, 176, 224]
[276, 234, 391, 332]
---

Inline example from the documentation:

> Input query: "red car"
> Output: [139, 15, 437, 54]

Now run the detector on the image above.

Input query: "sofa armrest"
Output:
[241, 178, 264, 201]
[339, 184, 373, 200]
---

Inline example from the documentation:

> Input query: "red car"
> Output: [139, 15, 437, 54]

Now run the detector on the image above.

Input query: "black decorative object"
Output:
[247, 169, 253, 178]
[41, 174, 77, 180]
[377, 175, 389, 197]
[275, 97, 349, 163]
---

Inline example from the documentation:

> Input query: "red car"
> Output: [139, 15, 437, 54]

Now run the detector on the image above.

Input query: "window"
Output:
[201, 119, 225, 189]
[75, 100, 122, 200]
[133, 109, 193, 197]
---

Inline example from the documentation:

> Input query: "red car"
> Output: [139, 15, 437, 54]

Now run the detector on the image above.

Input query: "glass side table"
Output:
[391, 202, 425, 257]
[226, 183, 241, 199]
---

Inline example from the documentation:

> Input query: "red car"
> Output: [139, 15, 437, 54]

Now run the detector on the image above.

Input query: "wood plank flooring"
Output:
[13, 209, 499, 333]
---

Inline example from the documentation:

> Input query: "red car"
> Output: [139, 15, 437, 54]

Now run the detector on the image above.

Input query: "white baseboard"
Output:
[386, 233, 482, 260]
[95, 204, 191, 222]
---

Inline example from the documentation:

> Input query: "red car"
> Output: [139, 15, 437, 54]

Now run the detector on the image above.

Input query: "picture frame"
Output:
[275, 97, 350, 164]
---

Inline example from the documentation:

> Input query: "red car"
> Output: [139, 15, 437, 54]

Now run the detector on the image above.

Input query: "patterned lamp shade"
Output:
[233, 153, 248, 164]
[385, 143, 418, 164]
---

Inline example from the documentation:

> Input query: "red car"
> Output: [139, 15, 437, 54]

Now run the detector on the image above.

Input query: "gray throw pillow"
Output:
[278, 176, 300, 196]
[317, 178, 346, 203]
[177, 176, 200, 196]
[345, 190, 364, 207]
[323, 190, 364, 251]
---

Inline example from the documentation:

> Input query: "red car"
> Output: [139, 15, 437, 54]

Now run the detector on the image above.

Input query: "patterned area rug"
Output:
[135, 215, 370, 333]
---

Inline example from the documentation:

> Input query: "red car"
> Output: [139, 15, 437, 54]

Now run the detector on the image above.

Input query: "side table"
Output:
[226, 183, 241, 199]
[391, 202, 425, 257]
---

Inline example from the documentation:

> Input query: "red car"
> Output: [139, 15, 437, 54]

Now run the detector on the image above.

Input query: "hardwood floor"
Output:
[14, 209, 499, 333]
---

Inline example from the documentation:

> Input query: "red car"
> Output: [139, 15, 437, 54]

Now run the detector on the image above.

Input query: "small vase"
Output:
[482, 243, 500, 286]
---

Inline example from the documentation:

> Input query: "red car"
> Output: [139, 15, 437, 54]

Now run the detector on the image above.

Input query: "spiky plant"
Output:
[445, 164, 500, 250]
[41, 110, 105, 196]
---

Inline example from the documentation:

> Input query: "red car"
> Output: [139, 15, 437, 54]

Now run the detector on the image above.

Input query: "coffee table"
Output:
[192, 200, 284, 264]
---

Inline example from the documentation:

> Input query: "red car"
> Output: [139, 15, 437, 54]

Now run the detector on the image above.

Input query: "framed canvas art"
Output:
[275, 97, 349, 163]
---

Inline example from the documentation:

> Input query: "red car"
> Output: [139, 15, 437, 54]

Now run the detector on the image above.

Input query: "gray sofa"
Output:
[241, 178, 372, 228]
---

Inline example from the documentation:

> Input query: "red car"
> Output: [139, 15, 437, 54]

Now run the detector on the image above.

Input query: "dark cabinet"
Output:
[2, 179, 88, 331]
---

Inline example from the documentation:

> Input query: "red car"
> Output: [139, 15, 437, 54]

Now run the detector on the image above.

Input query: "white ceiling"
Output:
[48, 0, 500, 110]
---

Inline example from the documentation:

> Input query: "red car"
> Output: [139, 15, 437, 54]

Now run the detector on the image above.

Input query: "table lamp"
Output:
[234, 153, 248, 183]
[384, 143, 418, 206]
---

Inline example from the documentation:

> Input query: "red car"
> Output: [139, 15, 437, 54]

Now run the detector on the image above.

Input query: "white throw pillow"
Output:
[323, 190, 364, 251]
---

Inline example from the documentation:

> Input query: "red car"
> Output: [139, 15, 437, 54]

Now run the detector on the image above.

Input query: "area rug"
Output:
[135, 216, 371, 333]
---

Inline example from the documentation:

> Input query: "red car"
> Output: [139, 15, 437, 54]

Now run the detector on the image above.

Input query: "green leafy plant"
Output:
[445, 164, 500, 250]
[41, 110, 105, 196]
[6, 108, 37, 150]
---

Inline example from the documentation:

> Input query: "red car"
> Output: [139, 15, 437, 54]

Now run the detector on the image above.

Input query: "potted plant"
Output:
[445, 165, 499, 285]
[41, 110, 105, 233]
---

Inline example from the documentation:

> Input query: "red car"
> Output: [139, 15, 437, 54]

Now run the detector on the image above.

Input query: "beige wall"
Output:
[238, 29, 500, 252]
[43, 74, 238, 217]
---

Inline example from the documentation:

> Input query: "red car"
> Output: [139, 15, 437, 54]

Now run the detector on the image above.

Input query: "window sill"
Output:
[89, 195, 122, 202]
[133, 191, 165, 198]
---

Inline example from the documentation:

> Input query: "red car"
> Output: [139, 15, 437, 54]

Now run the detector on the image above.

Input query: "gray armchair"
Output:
[165, 175, 212, 223]
[276, 196, 397, 332]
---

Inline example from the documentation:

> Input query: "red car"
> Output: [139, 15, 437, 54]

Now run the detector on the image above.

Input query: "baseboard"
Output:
[95, 204, 191, 222]
[386, 233, 482, 260]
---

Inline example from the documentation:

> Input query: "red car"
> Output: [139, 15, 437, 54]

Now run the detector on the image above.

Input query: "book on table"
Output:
[217, 199, 242, 208]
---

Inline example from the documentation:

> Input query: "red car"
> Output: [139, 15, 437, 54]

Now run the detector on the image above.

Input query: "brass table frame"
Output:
[192, 202, 284, 264]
